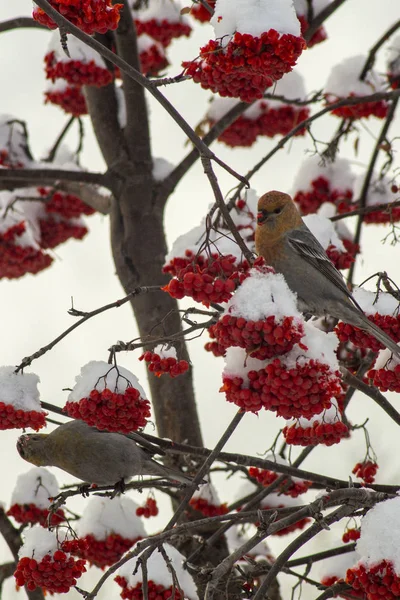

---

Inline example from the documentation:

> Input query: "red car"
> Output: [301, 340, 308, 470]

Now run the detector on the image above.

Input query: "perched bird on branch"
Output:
[17, 419, 193, 486]
[255, 190, 400, 357]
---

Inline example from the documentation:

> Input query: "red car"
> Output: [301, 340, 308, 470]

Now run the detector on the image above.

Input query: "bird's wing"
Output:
[90, 427, 164, 457]
[286, 225, 363, 311]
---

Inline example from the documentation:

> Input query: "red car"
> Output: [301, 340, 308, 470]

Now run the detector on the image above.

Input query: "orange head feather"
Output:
[255, 191, 303, 253]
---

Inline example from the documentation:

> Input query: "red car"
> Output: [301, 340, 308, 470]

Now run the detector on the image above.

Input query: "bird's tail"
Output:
[349, 309, 400, 358]
[146, 459, 194, 484]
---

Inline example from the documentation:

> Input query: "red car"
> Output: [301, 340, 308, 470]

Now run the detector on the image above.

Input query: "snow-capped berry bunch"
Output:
[336, 287, 400, 353]
[0, 367, 46, 431]
[352, 460, 378, 485]
[14, 527, 87, 594]
[133, 0, 192, 47]
[115, 543, 197, 600]
[44, 33, 113, 87]
[320, 553, 364, 599]
[343, 528, 361, 543]
[7, 468, 65, 527]
[33, 0, 123, 35]
[293, 156, 355, 215]
[64, 361, 151, 433]
[213, 268, 305, 359]
[387, 35, 400, 89]
[325, 55, 388, 120]
[73, 497, 146, 568]
[190, 0, 216, 23]
[189, 481, 228, 517]
[138, 34, 169, 75]
[368, 350, 400, 392]
[248, 459, 311, 498]
[293, 0, 329, 47]
[283, 399, 349, 446]
[44, 80, 88, 116]
[206, 71, 309, 147]
[139, 346, 189, 378]
[346, 497, 400, 599]
[352, 173, 400, 225]
[183, 0, 306, 103]
[136, 497, 159, 518]
[222, 324, 342, 419]
[0, 115, 32, 169]
[39, 215, 88, 249]
[38, 187, 95, 219]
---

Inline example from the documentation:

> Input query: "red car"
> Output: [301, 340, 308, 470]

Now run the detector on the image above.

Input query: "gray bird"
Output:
[17, 419, 193, 486]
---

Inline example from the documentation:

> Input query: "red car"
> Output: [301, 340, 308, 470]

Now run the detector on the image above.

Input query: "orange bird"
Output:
[255, 190, 400, 357]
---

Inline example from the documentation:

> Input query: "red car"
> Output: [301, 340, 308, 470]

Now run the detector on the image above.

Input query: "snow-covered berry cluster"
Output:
[0, 116, 32, 169]
[133, 0, 191, 47]
[14, 527, 86, 594]
[347, 561, 400, 599]
[387, 35, 400, 89]
[136, 497, 159, 518]
[64, 361, 151, 433]
[45, 81, 88, 116]
[283, 399, 349, 446]
[325, 55, 388, 120]
[116, 579, 185, 600]
[368, 359, 400, 392]
[138, 34, 169, 75]
[7, 468, 65, 527]
[0, 219, 52, 280]
[33, 0, 123, 35]
[0, 367, 46, 431]
[294, 0, 330, 47]
[353, 174, 400, 225]
[190, 0, 216, 23]
[206, 71, 309, 147]
[342, 528, 360, 543]
[248, 463, 311, 498]
[183, 0, 305, 102]
[139, 346, 189, 378]
[38, 187, 95, 219]
[352, 460, 378, 485]
[190, 481, 228, 517]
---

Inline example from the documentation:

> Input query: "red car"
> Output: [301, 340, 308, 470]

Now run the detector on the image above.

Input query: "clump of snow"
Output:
[285, 397, 342, 428]
[153, 157, 174, 181]
[318, 548, 360, 578]
[325, 55, 386, 98]
[226, 525, 272, 559]
[206, 97, 242, 121]
[192, 479, 222, 503]
[353, 172, 397, 207]
[11, 468, 59, 508]
[19, 526, 59, 561]
[356, 496, 400, 574]
[68, 361, 147, 402]
[45, 79, 69, 93]
[293, 0, 331, 17]
[133, 0, 188, 24]
[303, 213, 345, 251]
[318, 203, 354, 241]
[373, 348, 400, 371]
[0, 367, 42, 412]
[0, 115, 32, 166]
[0, 191, 41, 248]
[260, 490, 303, 509]
[115, 85, 127, 129]
[265, 69, 308, 108]
[281, 321, 339, 371]
[77, 496, 146, 540]
[224, 269, 301, 321]
[211, 0, 301, 41]
[154, 345, 177, 360]
[223, 347, 266, 382]
[118, 542, 198, 599]
[352, 287, 399, 316]
[293, 155, 355, 194]
[47, 32, 107, 67]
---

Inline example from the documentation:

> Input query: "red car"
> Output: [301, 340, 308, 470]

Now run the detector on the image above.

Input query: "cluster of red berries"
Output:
[326, 238, 360, 271]
[136, 498, 159, 518]
[139, 43, 169, 75]
[204, 324, 227, 357]
[363, 203, 400, 225]
[7, 503, 65, 527]
[297, 16, 327, 48]
[266, 510, 310, 537]
[342, 528, 361, 543]
[45, 85, 88, 116]
[183, 30, 306, 103]
[139, 351, 189, 378]
[115, 578, 185, 600]
[39, 216, 88, 249]
[283, 418, 349, 446]
[352, 461, 378, 485]
[222, 359, 341, 419]
[72, 534, 142, 569]
[213, 314, 304, 360]
[336, 313, 400, 353]
[190, 0, 215, 22]
[163, 265, 238, 306]
[248, 467, 311, 498]
[328, 94, 388, 120]
[14, 550, 86, 594]
[33, 0, 123, 35]
[38, 187, 95, 219]
[321, 575, 364, 599]
[164, 250, 243, 278]
[0, 402, 46, 431]
[0, 149, 24, 169]
[368, 361, 400, 392]
[215, 115, 261, 147]
[44, 51, 114, 86]
[135, 19, 191, 47]
[294, 176, 354, 215]
[189, 497, 228, 517]
[0, 222, 53, 280]
[346, 560, 400, 600]
[64, 387, 151, 433]
[388, 72, 400, 90]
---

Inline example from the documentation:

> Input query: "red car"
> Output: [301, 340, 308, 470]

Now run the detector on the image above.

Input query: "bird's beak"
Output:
[257, 211, 266, 224]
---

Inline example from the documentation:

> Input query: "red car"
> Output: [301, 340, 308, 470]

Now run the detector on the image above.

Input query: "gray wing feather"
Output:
[286, 226, 363, 311]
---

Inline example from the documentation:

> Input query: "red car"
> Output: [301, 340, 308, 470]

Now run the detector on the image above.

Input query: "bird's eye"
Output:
[274, 207, 282, 214]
